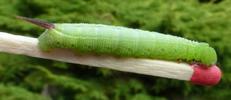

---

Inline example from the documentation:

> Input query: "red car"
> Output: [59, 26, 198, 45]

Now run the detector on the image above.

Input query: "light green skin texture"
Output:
[38, 23, 217, 65]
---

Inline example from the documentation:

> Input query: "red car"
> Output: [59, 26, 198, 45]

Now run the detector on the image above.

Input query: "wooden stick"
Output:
[0, 32, 221, 85]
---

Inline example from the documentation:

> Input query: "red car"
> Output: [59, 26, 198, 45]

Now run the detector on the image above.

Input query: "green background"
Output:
[0, 0, 230, 100]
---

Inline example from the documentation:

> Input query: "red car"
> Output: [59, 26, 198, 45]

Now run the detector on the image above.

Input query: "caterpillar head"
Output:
[197, 43, 217, 65]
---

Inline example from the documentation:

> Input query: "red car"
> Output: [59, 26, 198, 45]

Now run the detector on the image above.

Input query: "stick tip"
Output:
[190, 64, 222, 86]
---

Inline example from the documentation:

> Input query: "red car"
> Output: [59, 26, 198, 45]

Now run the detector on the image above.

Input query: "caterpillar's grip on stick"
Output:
[0, 32, 221, 86]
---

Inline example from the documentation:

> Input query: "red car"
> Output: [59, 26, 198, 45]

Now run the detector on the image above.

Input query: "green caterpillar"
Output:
[18, 16, 217, 66]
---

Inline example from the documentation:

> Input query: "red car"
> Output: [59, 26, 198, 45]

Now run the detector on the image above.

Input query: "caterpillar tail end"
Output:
[190, 64, 222, 86]
[16, 16, 54, 29]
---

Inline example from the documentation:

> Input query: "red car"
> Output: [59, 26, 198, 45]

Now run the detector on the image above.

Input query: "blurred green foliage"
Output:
[0, 0, 231, 99]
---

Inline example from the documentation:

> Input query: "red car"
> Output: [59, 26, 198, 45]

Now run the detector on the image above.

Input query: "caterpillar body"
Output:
[18, 16, 217, 66]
